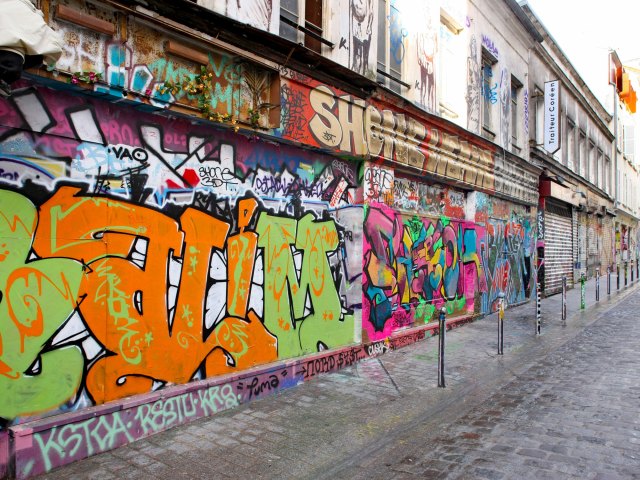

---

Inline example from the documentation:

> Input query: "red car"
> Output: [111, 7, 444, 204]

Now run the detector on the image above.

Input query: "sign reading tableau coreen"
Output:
[544, 80, 560, 154]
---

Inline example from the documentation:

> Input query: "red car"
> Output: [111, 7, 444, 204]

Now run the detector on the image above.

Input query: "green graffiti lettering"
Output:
[256, 212, 353, 358]
[0, 190, 83, 419]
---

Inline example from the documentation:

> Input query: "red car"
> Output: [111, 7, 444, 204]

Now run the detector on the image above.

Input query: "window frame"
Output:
[597, 148, 604, 189]
[588, 140, 596, 184]
[533, 85, 544, 148]
[566, 119, 576, 170]
[510, 75, 522, 150]
[481, 48, 498, 137]
[279, 0, 332, 53]
[376, 0, 409, 93]
[578, 131, 587, 178]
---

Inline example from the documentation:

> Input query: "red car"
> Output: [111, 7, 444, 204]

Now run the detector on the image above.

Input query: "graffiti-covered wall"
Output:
[360, 162, 535, 342]
[363, 199, 486, 341]
[0, 81, 538, 465]
[0, 81, 362, 423]
[0, 6, 545, 475]
[475, 194, 535, 311]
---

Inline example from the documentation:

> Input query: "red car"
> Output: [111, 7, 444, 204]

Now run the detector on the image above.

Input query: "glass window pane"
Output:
[482, 60, 492, 129]
[280, 0, 299, 41]
[377, 0, 387, 85]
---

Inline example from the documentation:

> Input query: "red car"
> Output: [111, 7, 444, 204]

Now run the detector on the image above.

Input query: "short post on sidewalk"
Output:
[632, 261, 635, 282]
[580, 273, 586, 310]
[498, 293, 504, 355]
[607, 266, 611, 295]
[536, 282, 541, 335]
[438, 307, 446, 388]
[596, 269, 600, 302]
[625, 262, 628, 287]
[561, 276, 567, 324]
[617, 264, 620, 291]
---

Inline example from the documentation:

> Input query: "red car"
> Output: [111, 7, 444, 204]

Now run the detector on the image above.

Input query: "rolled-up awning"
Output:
[0, 0, 62, 66]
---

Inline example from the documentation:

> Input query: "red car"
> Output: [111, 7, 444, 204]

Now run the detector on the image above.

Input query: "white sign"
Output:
[544, 80, 560, 154]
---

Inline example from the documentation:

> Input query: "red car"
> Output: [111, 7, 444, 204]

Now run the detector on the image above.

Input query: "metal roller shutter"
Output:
[544, 201, 574, 294]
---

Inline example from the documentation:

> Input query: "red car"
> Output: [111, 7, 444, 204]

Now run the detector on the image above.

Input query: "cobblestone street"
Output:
[39, 279, 640, 480]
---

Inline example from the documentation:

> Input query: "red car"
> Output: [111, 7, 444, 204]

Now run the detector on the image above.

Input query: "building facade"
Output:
[611, 56, 640, 284]
[523, 3, 618, 295]
[0, 0, 633, 477]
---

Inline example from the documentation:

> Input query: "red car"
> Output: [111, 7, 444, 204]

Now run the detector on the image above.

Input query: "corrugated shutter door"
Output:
[545, 204, 573, 294]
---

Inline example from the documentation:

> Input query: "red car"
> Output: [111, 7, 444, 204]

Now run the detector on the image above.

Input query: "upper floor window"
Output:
[623, 124, 635, 163]
[588, 141, 596, 184]
[578, 131, 586, 177]
[377, 0, 406, 93]
[511, 76, 522, 150]
[438, 9, 462, 118]
[481, 49, 497, 136]
[566, 119, 575, 170]
[280, 0, 327, 53]
[597, 148, 604, 190]
[534, 86, 544, 147]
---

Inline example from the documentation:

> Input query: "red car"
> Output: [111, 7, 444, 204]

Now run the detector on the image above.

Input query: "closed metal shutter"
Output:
[544, 201, 573, 294]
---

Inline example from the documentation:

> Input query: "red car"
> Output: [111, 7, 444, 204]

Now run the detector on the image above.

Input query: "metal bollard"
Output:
[617, 264, 620, 291]
[607, 266, 611, 295]
[637, 258, 639, 280]
[596, 270, 600, 302]
[625, 262, 628, 287]
[561, 276, 567, 324]
[580, 273, 586, 309]
[632, 261, 635, 282]
[498, 293, 505, 355]
[438, 307, 446, 388]
[536, 282, 542, 335]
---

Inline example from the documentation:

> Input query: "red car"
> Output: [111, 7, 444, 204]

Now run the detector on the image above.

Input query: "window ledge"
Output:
[439, 101, 459, 119]
[482, 126, 496, 141]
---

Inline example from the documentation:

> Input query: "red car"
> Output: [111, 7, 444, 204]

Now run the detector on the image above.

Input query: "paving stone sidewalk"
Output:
[38, 274, 640, 479]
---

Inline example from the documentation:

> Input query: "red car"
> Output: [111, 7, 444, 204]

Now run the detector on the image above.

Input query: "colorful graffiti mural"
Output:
[0, 82, 360, 423]
[476, 195, 534, 311]
[0, 66, 541, 480]
[362, 202, 486, 342]
[362, 187, 535, 341]
[0, 2, 550, 477]
[482, 216, 533, 311]
[0, 78, 538, 433]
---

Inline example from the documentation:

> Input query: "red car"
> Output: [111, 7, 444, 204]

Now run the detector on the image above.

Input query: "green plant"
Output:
[68, 71, 102, 85]
[158, 65, 243, 131]
[247, 108, 261, 128]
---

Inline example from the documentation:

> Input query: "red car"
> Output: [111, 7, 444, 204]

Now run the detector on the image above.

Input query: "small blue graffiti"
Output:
[482, 65, 498, 104]
[389, 5, 408, 65]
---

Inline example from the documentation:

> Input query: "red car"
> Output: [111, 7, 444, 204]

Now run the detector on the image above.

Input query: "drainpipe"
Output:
[614, 83, 619, 204]
[613, 83, 619, 267]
